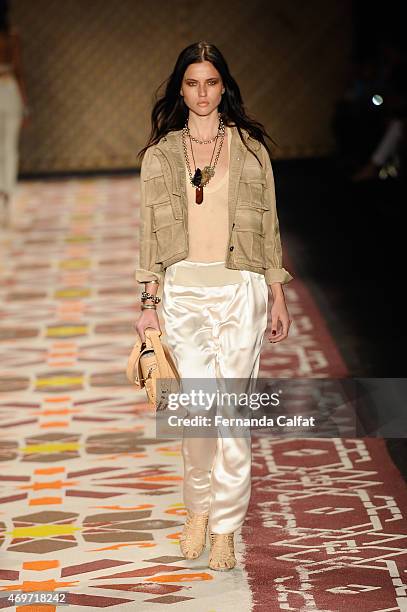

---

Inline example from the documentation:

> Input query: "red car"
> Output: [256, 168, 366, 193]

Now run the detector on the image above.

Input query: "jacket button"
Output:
[229, 246, 234, 251]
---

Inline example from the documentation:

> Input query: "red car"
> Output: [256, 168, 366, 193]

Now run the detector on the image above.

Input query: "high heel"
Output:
[179, 509, 209, 559]
[208, 531, 236, 570]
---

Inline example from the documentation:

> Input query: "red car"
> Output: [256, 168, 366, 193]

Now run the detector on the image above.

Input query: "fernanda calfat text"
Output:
[167, 415, 316, 427]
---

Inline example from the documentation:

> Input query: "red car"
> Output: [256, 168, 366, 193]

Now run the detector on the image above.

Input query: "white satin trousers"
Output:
[162, 260, 268, 534]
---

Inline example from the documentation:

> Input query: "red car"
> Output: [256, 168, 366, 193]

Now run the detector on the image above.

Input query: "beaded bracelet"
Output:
[141, 291, 161, 304]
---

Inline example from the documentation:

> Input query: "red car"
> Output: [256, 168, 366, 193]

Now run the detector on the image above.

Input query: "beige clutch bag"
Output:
[126, 327, 180, 410]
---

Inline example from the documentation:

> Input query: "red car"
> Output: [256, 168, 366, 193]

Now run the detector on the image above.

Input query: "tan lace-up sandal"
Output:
[179, 510, 209, 559]
[208, 532, 236, 570]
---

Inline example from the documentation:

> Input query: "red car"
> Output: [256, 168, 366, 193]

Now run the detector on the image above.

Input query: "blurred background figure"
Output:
[351, 56, 407, 182]
[0, 0, 29, 228]
[332, 38, 407, 183]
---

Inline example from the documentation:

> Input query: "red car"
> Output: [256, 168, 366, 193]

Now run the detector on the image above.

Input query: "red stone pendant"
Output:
[195, 186, 203, 204]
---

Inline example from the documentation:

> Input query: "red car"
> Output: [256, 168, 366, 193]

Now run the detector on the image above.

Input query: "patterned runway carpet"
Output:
[0, 177, 406, 611]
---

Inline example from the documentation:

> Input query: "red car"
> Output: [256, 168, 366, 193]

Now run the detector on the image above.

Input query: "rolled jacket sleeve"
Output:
[261, 145, 294, 285]
[134, 146, 165, 295]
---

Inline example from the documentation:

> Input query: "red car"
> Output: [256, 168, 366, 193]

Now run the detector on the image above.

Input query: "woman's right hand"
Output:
[134, 309, 162, 342]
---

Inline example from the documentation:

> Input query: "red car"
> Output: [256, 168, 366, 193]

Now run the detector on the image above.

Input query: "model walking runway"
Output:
[0, 176, 405, 610]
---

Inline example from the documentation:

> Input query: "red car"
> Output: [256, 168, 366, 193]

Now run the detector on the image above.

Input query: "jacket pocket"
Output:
[234, 206, 264, 235]
[153, 220, 186, 263]
[234, 231, 264, 268]
[144, 171, 171, 206]
[238, 174, 269, 210]
[233, 228, 265, 267]
[233, 199, 266, 266]
[143, 168, 186, 262]
[149, 200, 186, 263]
[150, 200, 176, 231]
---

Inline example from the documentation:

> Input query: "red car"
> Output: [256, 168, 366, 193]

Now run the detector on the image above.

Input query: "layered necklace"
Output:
[182, 115, 225, 204]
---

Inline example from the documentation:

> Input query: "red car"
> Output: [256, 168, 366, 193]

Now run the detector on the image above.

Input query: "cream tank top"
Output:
[185, 125, 231, 263]
[169, 125, 244, 286]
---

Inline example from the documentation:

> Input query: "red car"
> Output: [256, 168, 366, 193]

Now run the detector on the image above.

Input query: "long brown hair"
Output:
[137, 41, 278, 165]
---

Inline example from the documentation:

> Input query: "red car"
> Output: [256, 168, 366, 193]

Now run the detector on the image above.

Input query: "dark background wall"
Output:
[11, 0, 351, 173]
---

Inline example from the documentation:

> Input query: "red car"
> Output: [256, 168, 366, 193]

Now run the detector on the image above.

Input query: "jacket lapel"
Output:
[228, 126, 246, 230]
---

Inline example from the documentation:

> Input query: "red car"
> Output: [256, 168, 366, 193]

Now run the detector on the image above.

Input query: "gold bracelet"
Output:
[139, 279, 159, 285]
[141, 304, 157, 310]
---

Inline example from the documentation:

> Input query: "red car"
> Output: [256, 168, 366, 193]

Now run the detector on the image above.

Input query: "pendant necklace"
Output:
[182, 115, 225, 204]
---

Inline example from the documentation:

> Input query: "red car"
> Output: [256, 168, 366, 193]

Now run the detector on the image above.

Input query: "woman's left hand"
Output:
[269, 296, 291, 342]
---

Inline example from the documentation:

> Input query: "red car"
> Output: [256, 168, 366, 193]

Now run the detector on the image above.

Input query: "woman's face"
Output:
[180, 61, 225, 116]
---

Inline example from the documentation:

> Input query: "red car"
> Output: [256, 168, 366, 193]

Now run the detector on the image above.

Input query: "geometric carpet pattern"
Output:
[245, 436, 407, 611]
[0, 178, 406, 611]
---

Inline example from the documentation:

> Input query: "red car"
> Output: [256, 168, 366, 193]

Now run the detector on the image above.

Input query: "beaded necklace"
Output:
[182, 115, 225, 204]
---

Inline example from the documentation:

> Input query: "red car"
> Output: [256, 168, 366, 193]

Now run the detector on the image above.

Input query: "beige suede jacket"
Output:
[135, 125, 293, 297]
